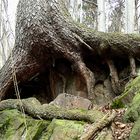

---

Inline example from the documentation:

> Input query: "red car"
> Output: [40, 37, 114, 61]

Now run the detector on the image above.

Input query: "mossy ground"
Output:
[0, 109, 87, 140]
[0, 109, 50, 140]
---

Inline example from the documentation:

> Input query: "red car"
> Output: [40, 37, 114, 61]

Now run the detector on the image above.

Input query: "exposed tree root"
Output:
[80, 111, 116, 140]
[0, 53, 41, 100]
[106, 59, 120, 94]
[129, 56, 137, 78]
[56, 73, 67, 93]
[0, 98, 104, 123]
[73, 60, 95, 99]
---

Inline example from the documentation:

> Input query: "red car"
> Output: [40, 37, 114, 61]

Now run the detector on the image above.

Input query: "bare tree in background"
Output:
[68, 0, 98, 29]
[97, 0, 106, 32]
[108, 0, 125, 32]
[68, 0, 83, 23]
[0, 0, 139, 70]
[125, 0, 135, 33]
[0, 0, 14, 68]
[82, 0, 98, 29]
[135, 0, 140, 33]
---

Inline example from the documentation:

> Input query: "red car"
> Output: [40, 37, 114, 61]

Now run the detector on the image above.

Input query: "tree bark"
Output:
[129, 55, 137, 78]
[1, 0, 140, 99]
[106, 59, 120, 94]
[0, 97, 103, 123]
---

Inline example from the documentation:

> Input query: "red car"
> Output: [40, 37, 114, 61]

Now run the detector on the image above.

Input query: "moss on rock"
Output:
[122, 76, 140, 102]
[0, 106, 111, 140]
[40, 119, 85, 140]
[124, 92, 140, 122]
[110, 76, 140, 109]
[0, 109, 87, 140]
[129, 117, 140, 140]
[111, 99, 124, 109]
[120, 76, 140, 122]
[0, 109, 50, 140]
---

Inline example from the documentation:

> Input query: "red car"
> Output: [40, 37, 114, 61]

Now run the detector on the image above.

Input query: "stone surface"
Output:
[0, 109, 50, 140]
[49, 93, 93, 109]
[123, 76, 140, 122]
[41, 119, 85, 140]
[129, 117, 140, 140]
[93, 79, 115, 105]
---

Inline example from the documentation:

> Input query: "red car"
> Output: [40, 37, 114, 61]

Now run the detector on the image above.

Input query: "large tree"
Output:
[0, 0, 140, 101]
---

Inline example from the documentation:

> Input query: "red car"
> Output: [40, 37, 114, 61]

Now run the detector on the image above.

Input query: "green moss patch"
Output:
[0, 109, 50, 140]
[40, 119, 85, 140]
[122, 76, 140, 122]
[124, 93, 140, 122]
[110, 76, 140, 109]
[0, 109, 87, 140]
[129, 117, 140, 140]
[111, 99, 124, 109]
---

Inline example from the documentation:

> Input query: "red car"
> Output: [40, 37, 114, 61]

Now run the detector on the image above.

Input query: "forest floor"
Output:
[98, 105, 133, 139]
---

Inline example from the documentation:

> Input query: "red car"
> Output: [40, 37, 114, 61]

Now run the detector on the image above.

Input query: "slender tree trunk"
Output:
[125, 0, 135, 33]
[97, 0, 106, 32]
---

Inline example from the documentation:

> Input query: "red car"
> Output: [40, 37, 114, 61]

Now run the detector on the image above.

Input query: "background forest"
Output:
[0, 0, 140, 68]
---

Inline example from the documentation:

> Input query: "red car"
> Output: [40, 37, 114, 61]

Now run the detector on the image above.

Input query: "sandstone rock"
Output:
[49, 93, 93, 110]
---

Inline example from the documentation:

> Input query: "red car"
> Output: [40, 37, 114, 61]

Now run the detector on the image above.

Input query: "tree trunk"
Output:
[97, 0, 106, 32]
[125, 0, 135, 33]
[1, 0, 140, 100]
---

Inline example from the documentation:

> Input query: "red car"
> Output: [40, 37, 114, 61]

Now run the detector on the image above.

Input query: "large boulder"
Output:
[123, 76, 140, 122]
[112, 76, 140, 140]
[49, 93, 93, 110]
[111, 76, 140, 109]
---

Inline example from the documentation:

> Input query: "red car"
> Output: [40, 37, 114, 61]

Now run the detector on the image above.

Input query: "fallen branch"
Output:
[80, 111, 116, 140]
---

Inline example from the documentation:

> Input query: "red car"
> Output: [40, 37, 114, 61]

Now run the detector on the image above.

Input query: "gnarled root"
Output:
[0, 52, 41, 100]
[106, 59, 121, 95]
[73, 60, 95, 99]
[129, 55, 137, 78]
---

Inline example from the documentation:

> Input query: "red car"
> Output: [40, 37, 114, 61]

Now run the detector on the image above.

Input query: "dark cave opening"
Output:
[3, 70, 53, 104]
[3, 58, 73, 104]
[83, 52, 134, 93]
[3, 54, 139, 104]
